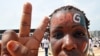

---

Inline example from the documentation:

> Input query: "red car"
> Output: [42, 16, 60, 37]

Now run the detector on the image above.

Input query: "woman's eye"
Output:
[53, 31, 64, 39]
[73, 31, 85, 38]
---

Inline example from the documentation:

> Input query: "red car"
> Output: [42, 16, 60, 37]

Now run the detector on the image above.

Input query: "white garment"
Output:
[89, 39, 92, 44]
[42, 39, 49, 48]
[89, 39, 93, 48]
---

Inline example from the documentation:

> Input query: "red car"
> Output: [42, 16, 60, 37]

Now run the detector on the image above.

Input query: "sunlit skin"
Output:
[50, 9, 89, 56]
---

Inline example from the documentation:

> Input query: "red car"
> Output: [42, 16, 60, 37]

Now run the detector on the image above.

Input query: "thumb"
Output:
[7, 40, 36, 56]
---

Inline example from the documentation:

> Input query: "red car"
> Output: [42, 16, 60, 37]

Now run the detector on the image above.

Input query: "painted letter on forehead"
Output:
[73, 13, 87, 28]
[51, 12, 87, 29]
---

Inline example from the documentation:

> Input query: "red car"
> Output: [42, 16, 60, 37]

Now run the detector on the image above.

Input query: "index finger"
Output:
[19, 2, 32, 37]
[32, 17, 49, 43]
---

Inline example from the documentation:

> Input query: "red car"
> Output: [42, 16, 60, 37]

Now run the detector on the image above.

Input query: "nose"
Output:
[62, 35, 77, 50]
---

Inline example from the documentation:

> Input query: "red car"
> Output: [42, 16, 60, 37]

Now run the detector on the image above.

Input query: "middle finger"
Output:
[19, 2, 32, 37]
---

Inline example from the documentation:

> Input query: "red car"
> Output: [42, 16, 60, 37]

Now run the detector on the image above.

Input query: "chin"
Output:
[53, 50, 85, 56]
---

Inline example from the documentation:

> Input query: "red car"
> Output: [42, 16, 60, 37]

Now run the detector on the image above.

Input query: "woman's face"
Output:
[50, 11, 89, 56]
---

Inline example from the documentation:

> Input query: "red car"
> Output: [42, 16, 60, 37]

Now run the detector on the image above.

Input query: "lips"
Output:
[57, 50, 82, 56]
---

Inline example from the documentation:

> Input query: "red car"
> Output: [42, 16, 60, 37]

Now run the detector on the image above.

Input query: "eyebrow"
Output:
[72, 24, 80, 28]
[52, 26, 63, 31]
[52, 24, 86, 31]
[55, 26, 63, 29]
[53, 25, 80, 30]
[72, 24, 86, 29]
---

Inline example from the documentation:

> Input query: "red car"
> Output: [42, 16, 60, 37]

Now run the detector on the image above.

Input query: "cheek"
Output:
[51, 39, 62, 49]
[81, 42, 88, 52]
[78, 41, 88, 53]
[50, 38, 62, 54]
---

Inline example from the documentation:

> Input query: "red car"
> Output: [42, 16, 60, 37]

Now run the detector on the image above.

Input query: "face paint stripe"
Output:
[83, 43, 88, 52]
[73, 13, 87, 28]
[81, 42, 88, 52]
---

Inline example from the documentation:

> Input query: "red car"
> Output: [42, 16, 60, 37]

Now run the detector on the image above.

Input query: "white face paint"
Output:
[83, 43, 88, 52]
[73, 13, 81, 23]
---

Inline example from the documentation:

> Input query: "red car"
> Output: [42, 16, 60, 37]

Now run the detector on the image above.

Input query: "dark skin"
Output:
[50, 10, 89, 56]
[0, 2, 49, 56]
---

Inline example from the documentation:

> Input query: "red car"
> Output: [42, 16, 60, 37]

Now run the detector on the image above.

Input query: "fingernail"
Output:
[7, 41, 19, 51]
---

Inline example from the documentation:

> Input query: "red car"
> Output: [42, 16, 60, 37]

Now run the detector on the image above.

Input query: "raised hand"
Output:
[1, 2, 49, 56]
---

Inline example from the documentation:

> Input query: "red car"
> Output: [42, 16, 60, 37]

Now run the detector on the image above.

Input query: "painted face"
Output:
[50, 11, 89, 56]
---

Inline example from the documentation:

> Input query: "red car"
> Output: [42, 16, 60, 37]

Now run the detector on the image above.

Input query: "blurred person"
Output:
[42, 33, 49, 56]
[88, 38, 94, 56]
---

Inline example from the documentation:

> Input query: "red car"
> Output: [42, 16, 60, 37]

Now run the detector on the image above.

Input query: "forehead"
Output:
[50, 10, 86, 28]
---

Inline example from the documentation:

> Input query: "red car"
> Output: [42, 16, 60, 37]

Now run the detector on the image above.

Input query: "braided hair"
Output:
[49, 5, 90, 30]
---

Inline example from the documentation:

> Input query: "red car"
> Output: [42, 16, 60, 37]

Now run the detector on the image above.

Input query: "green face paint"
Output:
[73, 13, 86, 28]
